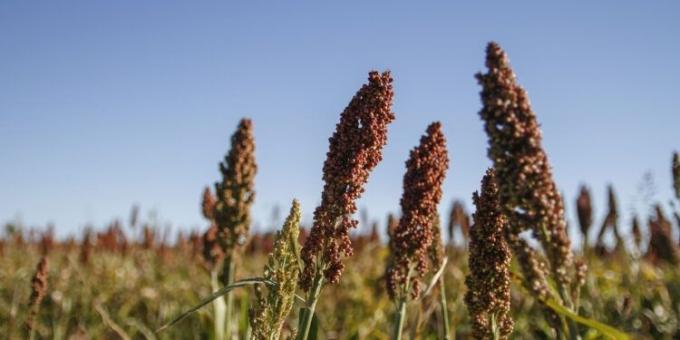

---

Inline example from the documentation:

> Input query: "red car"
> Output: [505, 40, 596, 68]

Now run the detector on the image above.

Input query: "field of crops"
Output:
[2, 42, 680, 340]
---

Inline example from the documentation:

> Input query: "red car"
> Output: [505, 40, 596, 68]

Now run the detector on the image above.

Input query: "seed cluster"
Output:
[595, 185, 623, 253]
[214, 118, 257, 255]
[387, 122, 449, 299]
[300, 71, 395, 290]
[576, 185, 593, 243]
[476, 41, 575, 293]
[645, 205, 678, 265]
[26, 257, 48, 333]
[465, 169, 513, 339]
[250, 200, 302, 340]
[448, 200, 470, 245]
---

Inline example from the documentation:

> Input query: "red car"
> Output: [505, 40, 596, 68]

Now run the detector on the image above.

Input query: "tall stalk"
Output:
[438, 275, 451, 340]
[210, 269, 226, 340]
[393, 298, 407, 340]
[297, 273, 324, 340]
[222, 257, 235, 339]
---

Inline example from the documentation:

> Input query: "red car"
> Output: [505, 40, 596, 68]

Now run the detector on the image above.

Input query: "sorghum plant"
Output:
[465, 169, 513, 340]
[576, 185, 593, 250]
[447, 200, 470, 247]
[594, 185, 624, 255]
[476, 42, 579, 310]
[631, 216, 642, 252]
[429, 213, 451, 339]
[250, 200, 301, 340]
[386, 122, 448, 339]
[645, 205, 678, 265]
[26, 256, 48, 340]
[213, 118, 257, 338]
[297, 71, 394, 340]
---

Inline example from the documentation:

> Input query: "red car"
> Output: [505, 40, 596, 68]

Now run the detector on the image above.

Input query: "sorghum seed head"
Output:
[202, 224, 224, 269]
[214, 118, 257, 254]
[300, 71, 395, 290]
[26, 256, 48, 333]
[631, 215, 642, 250]
[429, 213, 445, 270]
[448, 200, 471, 244]
[201, 186, 216, 221]
[576, 185, 593, 240]
[476, 41, 574, 290]
[465, 169, 513, 339]
[645, 205, 678, 265]
[250, 200, 301, 340]
[387, 121, 449, 299]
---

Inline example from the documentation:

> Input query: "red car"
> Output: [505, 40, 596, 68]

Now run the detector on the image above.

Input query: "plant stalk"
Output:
[393, 299, 407, 340]
[439, 275, 451, 340]
[211, 269, 226, 340]
[222, 256, 235, 340]
[297, 273, 324, 340]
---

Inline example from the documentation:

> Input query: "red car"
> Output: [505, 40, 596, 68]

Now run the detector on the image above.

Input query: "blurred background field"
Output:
[2, 197, 680, 339]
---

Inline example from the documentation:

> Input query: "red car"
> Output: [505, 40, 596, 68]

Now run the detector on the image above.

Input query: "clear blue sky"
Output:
[1, 2, 678, 241]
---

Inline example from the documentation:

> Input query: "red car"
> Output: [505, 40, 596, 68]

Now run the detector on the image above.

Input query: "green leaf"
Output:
[156, 277, 273, 333]
[543, 298, 629, 340]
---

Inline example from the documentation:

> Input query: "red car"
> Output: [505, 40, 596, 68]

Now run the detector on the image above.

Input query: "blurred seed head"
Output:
[576, 185, 593, 243]
[386, 122, 449, 299]
[214, 118, 257, 255]
[465, 169, 513, 339]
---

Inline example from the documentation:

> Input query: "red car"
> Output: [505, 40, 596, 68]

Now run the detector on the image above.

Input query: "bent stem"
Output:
[297, 273, 324, 340]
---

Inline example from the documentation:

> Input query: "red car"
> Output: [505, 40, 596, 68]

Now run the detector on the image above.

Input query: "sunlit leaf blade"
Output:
[156, 277, 273, 333]
[543, 298, 629, 340]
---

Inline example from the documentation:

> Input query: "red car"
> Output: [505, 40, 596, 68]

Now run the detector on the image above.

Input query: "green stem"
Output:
[393, 299, 407, 340]
[439, 275, 451, 340]
[211, 269, 226, 340]
[297, 274, 324, 340]
[222, 256, 235, 340]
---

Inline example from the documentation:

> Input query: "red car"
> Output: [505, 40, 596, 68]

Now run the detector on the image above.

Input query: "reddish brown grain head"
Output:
[214, 118, 257, 254]
[465, 169, 513, 339]
[300, 71, 395, 290]
[576, 185, 593, 241]
[26, 256, 48, 333]
[477, 41, 574, 290]
[386, 122, 448, 299]
[201, 186, 216, 221]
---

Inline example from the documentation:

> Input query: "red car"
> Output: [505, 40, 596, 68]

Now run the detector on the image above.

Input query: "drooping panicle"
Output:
[250, 200, 302, 340]
[214, 118, 257, 254]
[476, 41, 576, 301]
[576, 185, 593, 247]
[300, 71, 395, 290]
[465, 169, 513, 339]
[386, 122, 449, 299]
[26, 257, 48, 334]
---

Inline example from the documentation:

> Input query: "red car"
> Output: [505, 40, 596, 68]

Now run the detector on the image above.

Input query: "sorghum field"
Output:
[2, 43, 680, 340]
